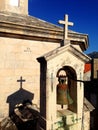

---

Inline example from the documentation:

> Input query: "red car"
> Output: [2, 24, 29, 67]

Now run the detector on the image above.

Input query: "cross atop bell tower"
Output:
[58, 14, 74, 45]
[0, 0, 28, 15]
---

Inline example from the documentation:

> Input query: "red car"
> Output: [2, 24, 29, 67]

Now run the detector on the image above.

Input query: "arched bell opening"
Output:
[56, 66, 77, 113]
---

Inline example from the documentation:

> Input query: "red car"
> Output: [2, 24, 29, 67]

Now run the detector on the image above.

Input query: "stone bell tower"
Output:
[0, 0, 28, 15]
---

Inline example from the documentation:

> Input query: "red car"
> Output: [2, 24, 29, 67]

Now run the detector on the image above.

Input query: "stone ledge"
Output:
[0, 11, 89, 51]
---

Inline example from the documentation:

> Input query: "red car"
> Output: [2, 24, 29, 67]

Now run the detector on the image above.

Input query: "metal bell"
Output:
[57, 76, 73, 106]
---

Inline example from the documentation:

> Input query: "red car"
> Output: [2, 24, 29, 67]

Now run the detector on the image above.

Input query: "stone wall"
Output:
[93, 59, 98, 79]
[0, 36, 59, 120]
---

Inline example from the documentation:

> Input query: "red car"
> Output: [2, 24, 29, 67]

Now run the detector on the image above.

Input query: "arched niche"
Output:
[56, 66, 77, 113]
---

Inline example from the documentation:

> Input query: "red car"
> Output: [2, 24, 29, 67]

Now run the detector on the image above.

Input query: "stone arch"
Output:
[56, 66, 77, 113]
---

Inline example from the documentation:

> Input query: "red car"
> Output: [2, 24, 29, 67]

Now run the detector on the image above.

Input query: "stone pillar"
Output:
[76, 69, 84, 130]
[46, 71, 57, 130]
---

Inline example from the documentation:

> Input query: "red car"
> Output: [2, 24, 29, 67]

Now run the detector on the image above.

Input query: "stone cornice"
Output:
[0, 12, 89, 50]
[37, 44, 91, 63]
[0, 21, 62, 42]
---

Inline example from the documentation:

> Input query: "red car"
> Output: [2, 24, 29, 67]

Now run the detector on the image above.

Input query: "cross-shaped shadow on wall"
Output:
[6, 77, 34, 116]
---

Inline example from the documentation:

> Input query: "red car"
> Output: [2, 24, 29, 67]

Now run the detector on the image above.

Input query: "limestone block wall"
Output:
[83, 111, 90, 130]
[93, 59, 98, 79]
[0, 36, 59, 119]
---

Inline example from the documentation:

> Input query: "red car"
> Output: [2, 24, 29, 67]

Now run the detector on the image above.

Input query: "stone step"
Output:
[54, 122, 79, 130]
[57, 127, 65, 130]
[55, 116, 63, 122]
[64, 123, 79, 130]
[53, 120, 64, 129]
[57, 109, 77, 125]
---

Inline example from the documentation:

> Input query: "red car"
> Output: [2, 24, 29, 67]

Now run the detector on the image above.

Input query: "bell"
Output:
[57, 76, 73, 106]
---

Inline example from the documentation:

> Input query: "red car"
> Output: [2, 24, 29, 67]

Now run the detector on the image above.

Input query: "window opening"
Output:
[10, 0, 19, 6]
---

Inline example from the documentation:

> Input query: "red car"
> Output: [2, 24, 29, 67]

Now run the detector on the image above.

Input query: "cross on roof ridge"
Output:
[58, 14, 74, 43]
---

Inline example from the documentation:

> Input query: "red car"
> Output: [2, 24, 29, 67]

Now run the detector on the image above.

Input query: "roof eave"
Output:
[37, 44, 91, 63]
[0, 11, 89, 49]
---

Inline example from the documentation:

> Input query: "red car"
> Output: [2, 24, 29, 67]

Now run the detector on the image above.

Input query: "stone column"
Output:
[46, 71, 57, 130]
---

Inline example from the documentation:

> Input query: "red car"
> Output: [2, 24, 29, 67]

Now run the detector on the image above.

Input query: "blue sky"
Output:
[28, 0, 98, 54]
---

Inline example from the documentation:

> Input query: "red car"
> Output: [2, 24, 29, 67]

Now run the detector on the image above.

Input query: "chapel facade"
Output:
[0, 0, 94, 130]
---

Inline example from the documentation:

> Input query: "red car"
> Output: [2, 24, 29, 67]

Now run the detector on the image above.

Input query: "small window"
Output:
[10, 0, 19, 6]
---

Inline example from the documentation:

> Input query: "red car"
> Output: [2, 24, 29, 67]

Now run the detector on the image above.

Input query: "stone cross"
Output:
[17, 76, 26, 89]
[58, 14, 74, 43]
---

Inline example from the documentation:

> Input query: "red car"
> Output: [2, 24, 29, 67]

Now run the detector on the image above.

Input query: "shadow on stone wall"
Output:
[6, 88, 34, 116]
[84, 79, 98, 130]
